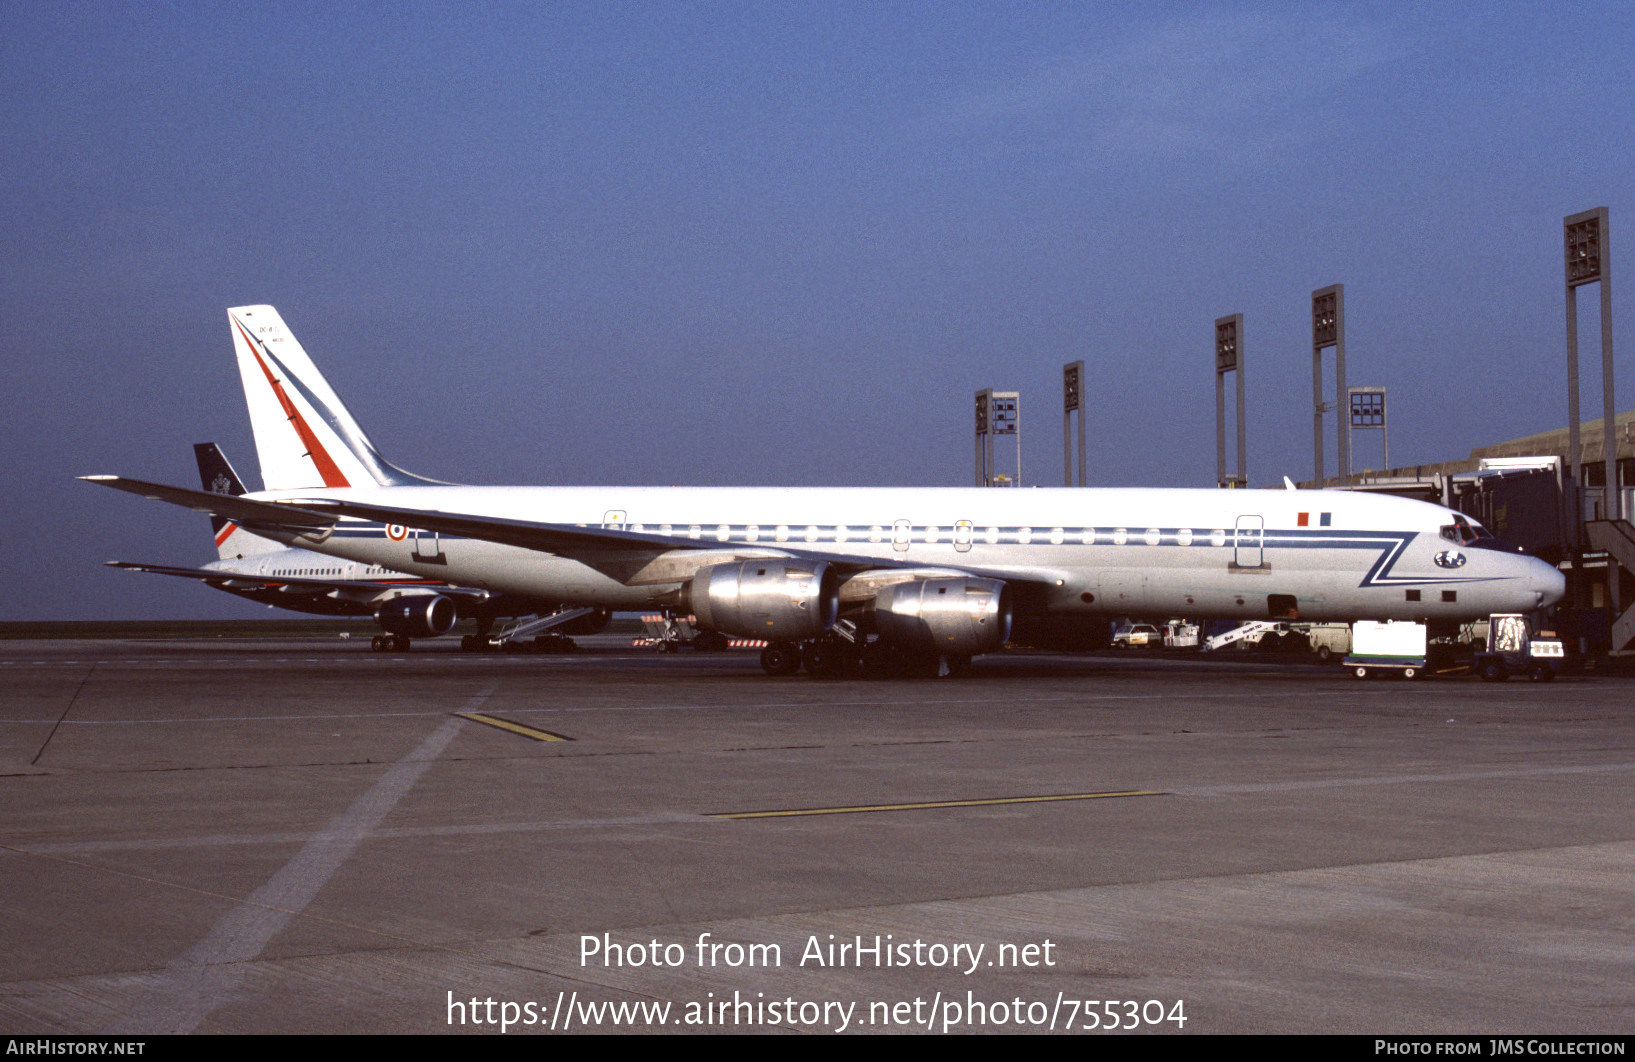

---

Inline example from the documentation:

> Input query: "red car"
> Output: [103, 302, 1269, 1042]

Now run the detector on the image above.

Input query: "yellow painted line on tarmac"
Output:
[456, 712, 571, 742]
[710, 789, 1165, 820]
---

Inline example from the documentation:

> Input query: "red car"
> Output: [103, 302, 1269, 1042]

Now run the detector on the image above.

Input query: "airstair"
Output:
[488, 606, 598, 650]
[1203, 620, 1279, 653]
[1584, 519, 1635, 651]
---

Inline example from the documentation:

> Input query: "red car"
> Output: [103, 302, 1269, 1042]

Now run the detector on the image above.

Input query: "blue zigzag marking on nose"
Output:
[1267, 528, 1497, 588]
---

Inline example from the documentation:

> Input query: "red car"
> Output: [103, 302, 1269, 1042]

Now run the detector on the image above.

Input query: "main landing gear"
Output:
[371, 634, 410, 652]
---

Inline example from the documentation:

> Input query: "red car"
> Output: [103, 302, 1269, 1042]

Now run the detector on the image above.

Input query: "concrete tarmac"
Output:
[0, 637, 1631, 1035]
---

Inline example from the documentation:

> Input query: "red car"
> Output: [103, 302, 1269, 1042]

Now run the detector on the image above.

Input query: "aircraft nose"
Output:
[1531, 558, 1566, 609]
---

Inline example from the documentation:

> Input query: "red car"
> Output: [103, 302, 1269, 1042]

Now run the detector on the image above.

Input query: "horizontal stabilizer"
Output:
[106, 560, 479, 596]
[80, 476, 335, 530]
[106, 561, 245, 581]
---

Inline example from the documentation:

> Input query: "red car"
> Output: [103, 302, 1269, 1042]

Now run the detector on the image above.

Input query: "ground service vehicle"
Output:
[1475, 613, 1563, 682]
[1346, 620, 1429, 679]
[1112, 622, 1162, 647]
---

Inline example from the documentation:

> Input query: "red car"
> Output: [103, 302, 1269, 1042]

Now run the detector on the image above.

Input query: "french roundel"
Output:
[386, 524, 408, 541]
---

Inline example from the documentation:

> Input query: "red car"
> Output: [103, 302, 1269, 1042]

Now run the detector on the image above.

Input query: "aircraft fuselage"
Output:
[258, 484, 1564, 624]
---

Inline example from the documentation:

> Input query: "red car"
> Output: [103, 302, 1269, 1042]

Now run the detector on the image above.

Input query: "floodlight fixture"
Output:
[1347, 386, 1388, 471]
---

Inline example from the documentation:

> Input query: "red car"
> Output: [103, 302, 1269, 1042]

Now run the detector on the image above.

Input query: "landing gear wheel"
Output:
[797, 633, 850, 673]
[372, 635, 389, 652]
[760, 643, 800, 676]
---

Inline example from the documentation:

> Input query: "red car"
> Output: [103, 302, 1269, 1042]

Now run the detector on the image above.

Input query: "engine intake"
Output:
[690, 561, 839, 641]
[376, 594, 457, 638]
[874, 577, 1012, 655]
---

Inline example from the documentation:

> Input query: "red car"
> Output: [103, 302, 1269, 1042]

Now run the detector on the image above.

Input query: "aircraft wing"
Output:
[287, 495, 727, 555]
[287, 496, 1059, 589]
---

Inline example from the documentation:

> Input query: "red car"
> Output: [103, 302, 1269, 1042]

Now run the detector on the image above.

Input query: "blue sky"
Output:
[3, 1, 1631, 620]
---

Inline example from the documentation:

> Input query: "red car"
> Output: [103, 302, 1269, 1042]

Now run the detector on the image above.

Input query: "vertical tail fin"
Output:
[194, 442, 281, 560]
[227, 305, 435, 491]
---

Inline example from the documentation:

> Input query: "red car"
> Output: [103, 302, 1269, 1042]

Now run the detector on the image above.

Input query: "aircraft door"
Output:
[1234, 515, 1264, 568]
[412, 528, 447, 565]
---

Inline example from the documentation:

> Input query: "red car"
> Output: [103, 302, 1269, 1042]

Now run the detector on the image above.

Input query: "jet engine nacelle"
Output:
[376, 594, 457, 638]
[874, 577, 1012, 655]
[690, 560, 840, 641]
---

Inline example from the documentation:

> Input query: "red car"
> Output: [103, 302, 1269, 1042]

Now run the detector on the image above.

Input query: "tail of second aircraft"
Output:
[195, 442, 284, 560]
[228, 305, 437, 491]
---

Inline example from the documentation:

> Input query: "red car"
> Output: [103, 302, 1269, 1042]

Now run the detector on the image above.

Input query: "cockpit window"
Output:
[1439, 515, 1520, 552]
[1439, 515, 1487, 546]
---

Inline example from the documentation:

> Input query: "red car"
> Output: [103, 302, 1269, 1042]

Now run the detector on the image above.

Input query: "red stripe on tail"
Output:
[233, 317, 350, 488]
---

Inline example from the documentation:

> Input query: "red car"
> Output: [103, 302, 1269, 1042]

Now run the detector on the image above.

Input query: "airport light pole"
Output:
[974, 388, 991, 487]
[1564, 207, 1617, 523]
[1312, 285, 1348, 483]
[1215, 315, 1246, 488]
[1063, 361, 1086, 487]
[975, 389, 1021, 486]
[992, 391, 1020, 487]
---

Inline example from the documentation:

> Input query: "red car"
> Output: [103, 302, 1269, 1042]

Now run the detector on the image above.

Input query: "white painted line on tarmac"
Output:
[121, 685, 493, 1034]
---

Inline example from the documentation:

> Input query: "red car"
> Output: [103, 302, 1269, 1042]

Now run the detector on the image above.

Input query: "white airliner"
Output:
[86, 305, 1565, 676]
[107, 443, 608, 652]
